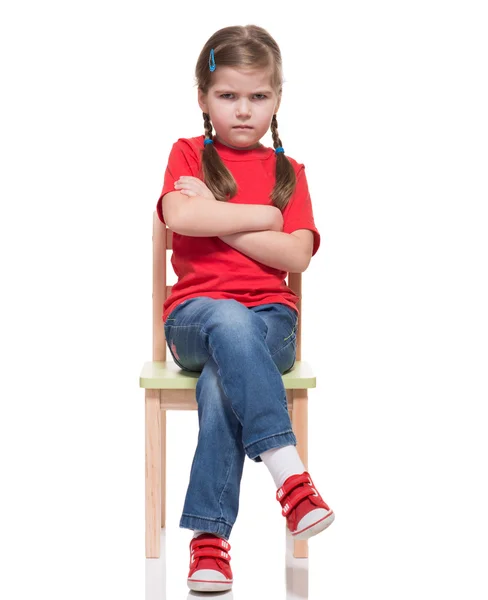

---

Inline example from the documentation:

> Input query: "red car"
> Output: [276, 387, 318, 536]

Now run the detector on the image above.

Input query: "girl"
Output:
[156, 24, 335, 593]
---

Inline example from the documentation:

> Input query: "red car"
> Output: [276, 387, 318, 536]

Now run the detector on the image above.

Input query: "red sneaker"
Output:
[277, 472, 335, 540]
[187, 533, 233, 592]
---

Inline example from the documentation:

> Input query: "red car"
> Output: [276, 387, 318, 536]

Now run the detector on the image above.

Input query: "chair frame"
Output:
[143, 212, 315, 559]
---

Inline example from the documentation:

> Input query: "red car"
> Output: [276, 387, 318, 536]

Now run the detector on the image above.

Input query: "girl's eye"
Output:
[220, 94, 267, 100]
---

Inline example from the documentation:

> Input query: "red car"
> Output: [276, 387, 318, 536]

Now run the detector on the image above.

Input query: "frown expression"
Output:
[198, 66, 281, 150]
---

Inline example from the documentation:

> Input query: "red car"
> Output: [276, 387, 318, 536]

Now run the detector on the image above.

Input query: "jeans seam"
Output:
[218, 443, 236, 521]
[283, 320, 298, 342]
[269, 336, 296, 358]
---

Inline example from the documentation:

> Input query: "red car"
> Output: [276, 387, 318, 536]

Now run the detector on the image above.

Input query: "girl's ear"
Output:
[198, 89, 208, 113]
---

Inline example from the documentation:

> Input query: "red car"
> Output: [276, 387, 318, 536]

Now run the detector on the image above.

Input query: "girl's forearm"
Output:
[219, 230, 307, 273]
[170, 196, 279, 237]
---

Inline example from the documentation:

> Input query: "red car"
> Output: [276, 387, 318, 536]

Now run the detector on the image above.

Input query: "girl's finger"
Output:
[178, 176, 199, 183]
[178, 176, 207, 190]
[175, 180, 198, 189]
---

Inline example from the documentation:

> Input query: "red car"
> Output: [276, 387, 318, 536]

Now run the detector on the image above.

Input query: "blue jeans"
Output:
[164, 297, 298, 540]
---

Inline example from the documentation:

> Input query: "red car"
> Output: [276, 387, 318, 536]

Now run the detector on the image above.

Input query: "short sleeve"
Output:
[156, 139, 200, 224]
[282, 165, 321, 256]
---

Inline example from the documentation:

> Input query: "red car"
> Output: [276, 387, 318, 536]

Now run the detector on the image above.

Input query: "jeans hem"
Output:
[180, 514, 233, 540]
[245, 430, 297, 462]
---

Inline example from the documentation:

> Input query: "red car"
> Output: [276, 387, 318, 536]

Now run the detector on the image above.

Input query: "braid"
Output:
[200, 111, 237, 201]
[270, 114, 282, 150]
[269, 113, 296, 211]
[203, 112, 213, 142]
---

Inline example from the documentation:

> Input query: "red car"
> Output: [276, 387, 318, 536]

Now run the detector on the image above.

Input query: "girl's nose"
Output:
[236, 100, 251, 117]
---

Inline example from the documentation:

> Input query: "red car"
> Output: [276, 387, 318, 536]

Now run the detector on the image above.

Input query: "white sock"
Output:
[192, 530, 207, 539]
[260, 445, 306, 489]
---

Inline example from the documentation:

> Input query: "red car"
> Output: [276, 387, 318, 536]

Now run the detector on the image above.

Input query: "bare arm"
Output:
[218, 230, 310, 273]
[166, 192, 281, 237]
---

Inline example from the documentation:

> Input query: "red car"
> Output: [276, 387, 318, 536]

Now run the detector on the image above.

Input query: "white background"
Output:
[1, 1, 487, 598]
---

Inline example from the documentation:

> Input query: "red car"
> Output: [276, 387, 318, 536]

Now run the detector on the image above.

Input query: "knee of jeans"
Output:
[208, 300, 267, 339]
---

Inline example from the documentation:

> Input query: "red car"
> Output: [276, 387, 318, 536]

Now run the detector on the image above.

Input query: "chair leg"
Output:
[145, 389, 161, 558]
[292, 388, 309, 559]
[160, 408, 166, 528]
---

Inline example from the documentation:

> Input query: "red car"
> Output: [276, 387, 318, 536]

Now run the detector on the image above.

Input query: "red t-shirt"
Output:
[156, 135, 320, 323]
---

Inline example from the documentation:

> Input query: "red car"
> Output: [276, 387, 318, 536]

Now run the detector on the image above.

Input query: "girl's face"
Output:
[198, 66, 281, 151]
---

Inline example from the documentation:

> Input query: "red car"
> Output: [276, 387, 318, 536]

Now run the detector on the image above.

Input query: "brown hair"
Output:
[195, 25, 296, 211]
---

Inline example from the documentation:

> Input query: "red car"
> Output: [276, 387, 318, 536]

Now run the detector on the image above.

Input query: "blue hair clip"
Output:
[275, 146, 285, 154]
[209, 48, 216, 72]
[204, 138, 214, 146]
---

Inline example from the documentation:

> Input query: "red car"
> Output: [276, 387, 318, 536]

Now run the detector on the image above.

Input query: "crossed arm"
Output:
[219, 229, 313, 273]
[171, 176, 314, 273]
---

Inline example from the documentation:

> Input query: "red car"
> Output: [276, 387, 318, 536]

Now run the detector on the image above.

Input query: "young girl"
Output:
[156, 24, 334, 593]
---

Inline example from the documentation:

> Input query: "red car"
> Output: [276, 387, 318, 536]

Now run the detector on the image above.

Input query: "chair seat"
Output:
[140, 360, 316, 389]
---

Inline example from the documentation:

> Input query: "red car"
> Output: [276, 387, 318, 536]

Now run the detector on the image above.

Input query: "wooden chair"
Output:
[140, 212, 317, 559]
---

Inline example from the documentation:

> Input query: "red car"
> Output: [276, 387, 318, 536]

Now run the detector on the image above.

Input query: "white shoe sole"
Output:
[188, 569, 233, 592]
[292, 510, 335, 540]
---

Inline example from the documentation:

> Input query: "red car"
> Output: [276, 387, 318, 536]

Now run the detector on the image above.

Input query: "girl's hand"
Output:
[174, 176, 216, 201]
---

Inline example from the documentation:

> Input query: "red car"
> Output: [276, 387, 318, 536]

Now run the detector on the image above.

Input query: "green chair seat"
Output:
[140, 360, 316, 390]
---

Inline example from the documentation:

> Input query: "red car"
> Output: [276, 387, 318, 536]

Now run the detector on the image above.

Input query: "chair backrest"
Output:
[152, 211, 303, 363]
